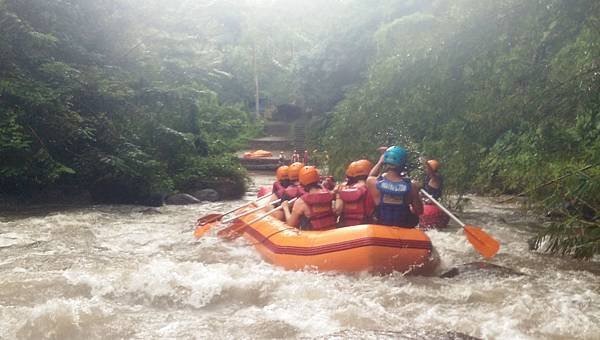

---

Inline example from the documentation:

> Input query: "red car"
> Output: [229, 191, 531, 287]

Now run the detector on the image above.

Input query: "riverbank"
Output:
[0, 176, 247, 210]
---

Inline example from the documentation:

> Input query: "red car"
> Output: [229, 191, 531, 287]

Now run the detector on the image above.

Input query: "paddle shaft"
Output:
[245, 198, 298, 225]
[220, 193, 272, 217]
[216, 198, 298, 240]
[420, 189, 465, 227]
[221, 198, 281, 223]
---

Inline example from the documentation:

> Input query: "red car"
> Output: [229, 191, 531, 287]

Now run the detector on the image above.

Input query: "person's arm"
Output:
[366, 176, 380, 206]
[428, 172, 442, 189]
[334, 196, 344, 216]
[410, 182, 423, 215]
[369, 152, 385, 177]
[284, 199, 304, 227]
[332, 183, 342, 215]
[265, 194, 278, 211]
[282, 200, 292, 220]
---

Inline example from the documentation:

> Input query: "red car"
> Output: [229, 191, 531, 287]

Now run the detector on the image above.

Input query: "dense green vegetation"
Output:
[309, 0, 599, 258]
[0, 0, 259, 204]
[1, 0, 597, 257]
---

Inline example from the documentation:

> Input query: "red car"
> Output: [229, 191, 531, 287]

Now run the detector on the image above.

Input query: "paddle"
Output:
[196, 193, 272, 225]
[218, 198, 298, 240]
[194, 194, 274, 239]
[221, 198, 282, 223]
[194, 201, 275, 238]
[420, 189, 500, 259]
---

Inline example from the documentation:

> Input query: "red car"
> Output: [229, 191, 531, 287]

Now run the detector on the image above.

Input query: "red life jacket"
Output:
[339, 185, 369, 227]
[272, 181, 287, 199]
[284, 185, 305, 200]
[302, 191, 336, 230]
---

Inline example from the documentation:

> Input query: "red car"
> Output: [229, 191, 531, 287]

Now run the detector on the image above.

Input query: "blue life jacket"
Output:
[375, 175, 418, 227]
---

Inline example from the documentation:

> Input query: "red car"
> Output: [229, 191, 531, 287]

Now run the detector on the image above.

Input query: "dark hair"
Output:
[303, 183, 322, 192]
[346, 175, 367, 186]
[387, 165, 405, 176]
[279, 179, 291, 187]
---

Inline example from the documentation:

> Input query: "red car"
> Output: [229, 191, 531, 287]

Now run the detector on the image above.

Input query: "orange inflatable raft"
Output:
[229, 206, 439, 275]
[419, 203, 450, 229]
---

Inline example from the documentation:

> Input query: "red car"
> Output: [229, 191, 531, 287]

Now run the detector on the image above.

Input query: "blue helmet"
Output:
[383, 146, 407, 166]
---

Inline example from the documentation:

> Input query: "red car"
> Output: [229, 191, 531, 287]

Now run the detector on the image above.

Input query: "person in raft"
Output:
[292, 150, 300, 163]
[282, 166, 337, 230]
[335, 159, 375, 227]
[265, 165, 290, 220]
[366, 146, 422, 227]
[422, 159, 443, 200]
[418, 159, 450, 229]
[282, 162, 306, 201]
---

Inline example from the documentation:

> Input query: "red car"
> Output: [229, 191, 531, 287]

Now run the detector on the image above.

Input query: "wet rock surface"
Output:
[164, 193, 201, 205]
[192, 189, 220, 202]
[440, 262, 525, 279]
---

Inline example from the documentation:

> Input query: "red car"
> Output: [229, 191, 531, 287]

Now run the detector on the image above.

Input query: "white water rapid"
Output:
[1, 172, 598, 339]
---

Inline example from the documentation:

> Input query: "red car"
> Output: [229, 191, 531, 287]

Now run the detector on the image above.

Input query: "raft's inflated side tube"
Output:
[236, 204, 439, 275]
[257, 186, 272, 198]
[419, 204, 450, 229]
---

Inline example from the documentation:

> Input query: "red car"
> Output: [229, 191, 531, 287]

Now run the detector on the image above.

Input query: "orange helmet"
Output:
[345, 161, 357, 177]
[427, 159, 440, 172]
[276, 166, 289, 181]
[346, 159, 373, 177]
[288, 162, 304, 181]
[353, 159, 373, 177]
[299, 166, 320, 186]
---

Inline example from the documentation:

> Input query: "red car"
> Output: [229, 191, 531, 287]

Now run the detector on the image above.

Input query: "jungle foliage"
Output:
[313, 0, 599, 258]
[0, 0, 257, 204]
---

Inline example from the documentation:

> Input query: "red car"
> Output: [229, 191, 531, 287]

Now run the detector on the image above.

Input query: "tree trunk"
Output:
[253, 44, 260, 119]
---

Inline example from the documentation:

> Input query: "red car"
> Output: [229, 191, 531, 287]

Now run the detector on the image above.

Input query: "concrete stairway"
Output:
[247, 136, 291, 150]
[292, 119, 307, 153]
[239, 121, 293, 171]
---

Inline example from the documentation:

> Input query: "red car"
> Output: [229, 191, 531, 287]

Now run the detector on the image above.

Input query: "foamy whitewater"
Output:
[1, 173, 598, 339]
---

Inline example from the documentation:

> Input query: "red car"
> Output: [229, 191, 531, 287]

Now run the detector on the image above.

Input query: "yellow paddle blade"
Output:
[463, 225, 500, 259]
[194, 220, 220, 238]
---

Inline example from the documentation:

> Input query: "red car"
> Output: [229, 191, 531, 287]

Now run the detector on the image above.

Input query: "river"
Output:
[0, 172, 598, 339]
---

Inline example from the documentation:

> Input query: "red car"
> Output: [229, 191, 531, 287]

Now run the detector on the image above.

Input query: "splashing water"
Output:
[1, 172, 598, 339]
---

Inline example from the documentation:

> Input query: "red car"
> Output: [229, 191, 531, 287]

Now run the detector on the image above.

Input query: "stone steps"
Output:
[239, 121, 291, 171]
[238, 118, 308, 171]
[238, 157, 281, 171]
[246, 136, 292, 150]
[264, 121, 291, 137]
[292, 119, 307, 152]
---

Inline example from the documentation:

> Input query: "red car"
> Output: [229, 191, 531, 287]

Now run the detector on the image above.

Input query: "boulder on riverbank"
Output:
[178, 175, 246, 200]
[192, 189, 219, 202]
[165, 193, 201, 205]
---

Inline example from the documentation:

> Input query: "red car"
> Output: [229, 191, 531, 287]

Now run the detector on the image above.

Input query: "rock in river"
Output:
[165, 193, 201, 205]
[192, 189, 220, 202]
[440, 262, 525, 279]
